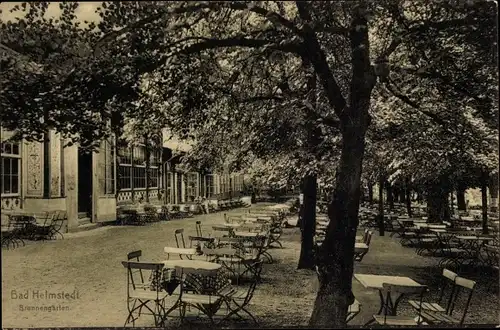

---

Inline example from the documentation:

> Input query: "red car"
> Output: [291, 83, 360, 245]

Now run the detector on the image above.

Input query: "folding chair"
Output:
[121, 261, 168, 327]
[48, 210, 67, 239]
[174, 266, 222, 325]
[174, 229, 186, 249]
[419, 276, 476, 326]
[373, 283, 428, 326]
[409, 268, 457, 315]
[219, 260, 263, 325]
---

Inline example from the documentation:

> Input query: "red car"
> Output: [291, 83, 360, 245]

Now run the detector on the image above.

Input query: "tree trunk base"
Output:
[309, 278, 352, 327]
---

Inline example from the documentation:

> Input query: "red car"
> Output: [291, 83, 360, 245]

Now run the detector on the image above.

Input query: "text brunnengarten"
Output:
[19, 304, 70, 312]
[11, 289, 80, 300]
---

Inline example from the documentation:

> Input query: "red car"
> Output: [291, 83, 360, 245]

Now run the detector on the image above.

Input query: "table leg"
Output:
[363, 290, 385, 326]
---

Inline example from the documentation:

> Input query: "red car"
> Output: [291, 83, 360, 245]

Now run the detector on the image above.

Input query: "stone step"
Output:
[68, 222, 101, 233]
[78, 212, 89, 219]
[78, 217, 91, 226]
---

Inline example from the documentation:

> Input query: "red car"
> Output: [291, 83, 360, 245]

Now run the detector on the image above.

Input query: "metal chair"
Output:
[121, 261, 168, 327]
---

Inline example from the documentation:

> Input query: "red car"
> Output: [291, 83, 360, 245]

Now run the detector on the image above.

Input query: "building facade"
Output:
[1, 128, 245, 231]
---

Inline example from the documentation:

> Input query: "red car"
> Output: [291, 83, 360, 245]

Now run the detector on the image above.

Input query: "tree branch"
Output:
[95, 1, 303, 52]
[168, 36, 303, 58]
[391, 65, 491, 104]
[384, 78, 450, 129]
[295, 1, 347, 117]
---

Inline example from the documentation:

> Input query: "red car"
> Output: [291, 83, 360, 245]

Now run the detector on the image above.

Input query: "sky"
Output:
[0, 2, 102, 23]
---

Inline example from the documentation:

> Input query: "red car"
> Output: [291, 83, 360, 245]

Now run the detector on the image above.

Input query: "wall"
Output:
[64, 144, 78, 230]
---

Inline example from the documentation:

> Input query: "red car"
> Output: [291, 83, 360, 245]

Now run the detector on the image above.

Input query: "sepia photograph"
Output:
[1, 0, 499, 328]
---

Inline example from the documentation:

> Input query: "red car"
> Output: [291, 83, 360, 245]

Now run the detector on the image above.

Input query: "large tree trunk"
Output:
[457, 181, 467, 211]
[393, 187, 400, 204]
[481, 171, 489, 234]
[405, 177, 412, 217]
[489, 172, 499, 213]
[426, 178, 451, 223]
[303, 3, 374, 326]
[368, 182, 374, 204]
[378, 175, 385, 236]
[298, 174, 317, 270]
[399, 185, 406, 204]
[309, 125, 367, 327]
[386, 181, 394, 210]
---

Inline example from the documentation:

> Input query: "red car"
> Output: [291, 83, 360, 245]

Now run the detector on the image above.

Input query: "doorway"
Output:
[78, 150, 93, 218]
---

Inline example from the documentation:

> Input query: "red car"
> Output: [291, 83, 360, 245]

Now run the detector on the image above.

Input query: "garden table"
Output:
[354, 273, 425, 325]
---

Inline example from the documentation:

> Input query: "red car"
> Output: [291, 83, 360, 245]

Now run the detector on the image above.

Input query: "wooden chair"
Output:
[409, 268, 457, 314]
[121, 261, 168, 327]
[419, 276, 476, 326]
[373, 283, 428, 326]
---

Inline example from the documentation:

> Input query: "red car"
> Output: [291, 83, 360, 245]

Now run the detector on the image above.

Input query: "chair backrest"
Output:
[438, 268, 458, 313]
[449, 276, 476, 325]
[174, 228, 186, 248]
[127, 250, 142, 261]
[362, 228, 369, 242]
[121, 261, 164, 292]
[127, 250, 144, 285]
[365, 231, 373, 246]
[196, 220, 202, 237]
[164, 246, 197, 260]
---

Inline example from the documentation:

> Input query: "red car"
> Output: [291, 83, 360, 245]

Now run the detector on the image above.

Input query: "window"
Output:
[148, 167, 159, 188]
[166, 172, 173, 203]
[98, 139, 115, 195]
[177, 173, 183, 203]
[133, 167, 146, 189]
[213, 174, 220, 194]
[1, 141, 21, 195]
[206, 175, 214, 197]
[186, 172, 198, 201]
[118, 166, 132, 190]
[118, 144, 158, 191]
